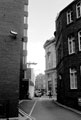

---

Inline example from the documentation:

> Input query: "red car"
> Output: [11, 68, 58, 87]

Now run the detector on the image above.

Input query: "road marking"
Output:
[19, 108, 36, 120]
[19, 99, 31, 104]
[29, 100, 37, 116]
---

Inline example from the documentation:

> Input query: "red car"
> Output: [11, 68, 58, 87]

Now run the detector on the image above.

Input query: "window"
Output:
[23, 56, 25, 64]
[47, 51, 51, 68]
[78, 30, 81, 51]
[24, 71, 27, 79]
[58, 43, 63, 63]
[70, 68, 77, 89]
[23, 42, 27, 50]
[24, 16, 27, 24]
[24, 29, 27, 37]
[24, 5, 27, 12]
[68, 35, 75, 54]
[23, 56, 26, 64]
[80, 66, 81, 75]
[67, 10, 73, 24]
[76, 1, 81, 18]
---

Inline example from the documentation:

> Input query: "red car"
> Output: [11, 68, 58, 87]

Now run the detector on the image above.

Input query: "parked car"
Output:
[46, 91, 50, 96]
[34, 91, 42, 97]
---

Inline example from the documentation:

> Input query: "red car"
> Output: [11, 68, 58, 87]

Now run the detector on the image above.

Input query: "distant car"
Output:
[46, 91, 50, 96]
[34, 91, 42, 97]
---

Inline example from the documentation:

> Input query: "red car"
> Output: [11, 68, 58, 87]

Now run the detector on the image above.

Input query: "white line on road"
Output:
[19, 108, 36, 120]
[29, 100, 37, 116]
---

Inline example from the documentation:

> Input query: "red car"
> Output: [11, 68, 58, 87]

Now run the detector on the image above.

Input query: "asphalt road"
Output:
[31, 97, 81, 120]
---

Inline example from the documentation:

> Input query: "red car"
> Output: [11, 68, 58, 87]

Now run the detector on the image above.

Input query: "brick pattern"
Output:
[56, 0, 81, 108]
[0, 0, 24, 117]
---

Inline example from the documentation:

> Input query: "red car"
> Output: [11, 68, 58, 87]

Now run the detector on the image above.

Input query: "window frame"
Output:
[23, 42, 27, 50]
[24, 29, 27, 37]
[68, 35, 75, 54]
[78, 30, 81, 51]
[47, 51, 51, 68]
[70, 68, 77, 89]
[67, 10, 73, 24]
[24, 4, 28, 12]
[23, 56, 26, 64]
[76, 1, 81, 18]
[24, 71, 27, 79]
[24, 16, 27, 24]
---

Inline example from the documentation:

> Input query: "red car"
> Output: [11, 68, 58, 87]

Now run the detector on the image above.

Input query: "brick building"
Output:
[44, 37, 57, 97]
[0, 0, 28, 118]
[55, 0, 81, 110]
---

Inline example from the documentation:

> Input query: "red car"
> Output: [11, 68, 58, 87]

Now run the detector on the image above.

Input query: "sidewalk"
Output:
[53, 99, 81, 116]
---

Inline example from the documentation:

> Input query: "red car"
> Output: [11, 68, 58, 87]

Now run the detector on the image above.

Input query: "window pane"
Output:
[69, 41, 72, 53]
[76, 2, 81, 18]
[24, 29, 27, 37]
[78, 31, 81, 50]
[24, 16, 27, 24]
[80, 66, 81, 75]
[67, 10, 73, 24]
[70, 68, 77, 89]
[24, 5, 27, 12]
[68, 36, 75, 54]
[23, 56, 26, 64]
[75, 73, 77, 89]
[23, 42, 27, 50]
[78, 7, 80, 17]
[24, 71, 27, 79]
[71, 11, 73, 21]
[72, 40, 75, 52]
[23, 56, 25, 64]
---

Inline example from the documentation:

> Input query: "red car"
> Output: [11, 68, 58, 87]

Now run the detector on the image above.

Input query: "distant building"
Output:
[55, 0, 81, 110]
[0, 0, 28, 118]
[44, 37, 57, 97]
[35, 73, 46, 91]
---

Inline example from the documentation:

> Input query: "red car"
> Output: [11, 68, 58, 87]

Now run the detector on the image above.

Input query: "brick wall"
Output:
[0, 0, 24, 117]
[56, 0, 81, 108]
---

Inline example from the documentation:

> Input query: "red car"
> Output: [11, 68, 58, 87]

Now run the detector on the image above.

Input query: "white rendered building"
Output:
[44, 37, 57, 97]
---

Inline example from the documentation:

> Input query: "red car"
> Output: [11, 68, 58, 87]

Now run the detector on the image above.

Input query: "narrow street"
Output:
[19, 96, 81, 120]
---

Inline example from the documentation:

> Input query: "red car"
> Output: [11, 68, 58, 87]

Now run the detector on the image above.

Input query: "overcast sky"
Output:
[27, 0, 73, 75]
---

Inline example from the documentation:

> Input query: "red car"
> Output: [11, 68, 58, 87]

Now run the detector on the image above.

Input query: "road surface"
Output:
[19, 96, 81, 120]
[31, 97, 81, 120]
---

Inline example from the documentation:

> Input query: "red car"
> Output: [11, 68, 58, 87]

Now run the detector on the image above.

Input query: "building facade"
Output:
[28, 68, 35, 98]
[35, 73, 47, 92]
[55, 0, 81, 110]
[44, 37, 57, 97]
[19, 0, 28, 100]
[0, 0, 28, 118]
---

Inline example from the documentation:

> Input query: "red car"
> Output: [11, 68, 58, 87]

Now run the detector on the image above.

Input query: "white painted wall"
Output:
[29, 86, 34, 98]
[29, 68, 35, 98]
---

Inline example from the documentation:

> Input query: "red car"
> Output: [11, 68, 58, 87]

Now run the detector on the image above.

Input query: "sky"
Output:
[27, 0, 73, 75]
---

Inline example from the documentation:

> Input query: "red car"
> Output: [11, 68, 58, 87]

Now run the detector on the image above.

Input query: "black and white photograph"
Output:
[0, 0, 81, 120]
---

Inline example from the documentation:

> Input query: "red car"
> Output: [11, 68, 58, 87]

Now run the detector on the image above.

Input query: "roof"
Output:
[56, 0, 78, 21]
[43, 37, 55, 48]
